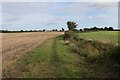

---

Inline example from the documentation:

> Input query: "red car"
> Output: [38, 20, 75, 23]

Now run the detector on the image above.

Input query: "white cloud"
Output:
[2, 2, 54, 15]
[89, 2, 117, 9]
[56, 3, 90, 15]
[4, 15, 21, 22]
[87, 16, 93, 19]
[84, 15, 108, 20]
[96, 15, 107, 19]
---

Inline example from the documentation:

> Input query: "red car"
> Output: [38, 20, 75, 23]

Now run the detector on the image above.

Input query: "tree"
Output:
[62, 28, 64, 32]
[43, 29, 45, 32]
[108, 27, 114, 31]
[55, 29, 57, 31]
[52, 29, 55, 31]
[29, 30, 33, 32]
[84, 28, 89, 31]
[34, 30, 37, 32]
[92, 26, 98, 31]
[100, 28, 103, 30]
[104, 27, 108, 30]
[67, 21, 78, 31]
[21, 30, 24, 32]
[80, 29, 83, 31]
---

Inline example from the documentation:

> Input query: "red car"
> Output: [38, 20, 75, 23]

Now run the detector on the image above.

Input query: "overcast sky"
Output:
[1, 0, 119, 30]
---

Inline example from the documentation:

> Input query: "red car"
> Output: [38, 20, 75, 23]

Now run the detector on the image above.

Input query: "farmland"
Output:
[78, 31, 119, 44]
[2, 31, 120, 78]
[2, 1, 119, 78]
[2, 32, 63, 77]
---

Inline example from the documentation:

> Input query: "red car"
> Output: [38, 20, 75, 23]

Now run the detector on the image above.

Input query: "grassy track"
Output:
[9, 35, 81, 78]
[78, 31, 119, 44]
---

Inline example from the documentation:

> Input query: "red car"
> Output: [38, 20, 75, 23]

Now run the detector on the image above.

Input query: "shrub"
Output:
[108, 45, 120, 75]
[64, 31, 71, 40]
[109, 45, 120, 64]
[64, 31, 79, 42]
[70, 45, 89, 58]
[66, 31, 120, 76]
[72, 33, 80, 41]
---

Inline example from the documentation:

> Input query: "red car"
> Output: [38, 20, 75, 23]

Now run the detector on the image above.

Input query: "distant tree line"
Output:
[52, 28, 64, 32]
[0, 26, 119, 33]
[0, 30, 41, 33]
[83, 26, 114, 31]
[0, 28, 65, 33]
[74, 26, 120, 32]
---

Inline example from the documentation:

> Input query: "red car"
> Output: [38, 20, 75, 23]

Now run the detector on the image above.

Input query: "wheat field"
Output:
[2, 32, 63, 76]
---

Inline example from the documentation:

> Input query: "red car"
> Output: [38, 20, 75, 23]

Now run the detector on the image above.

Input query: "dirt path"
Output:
[2, 32, 63, 75]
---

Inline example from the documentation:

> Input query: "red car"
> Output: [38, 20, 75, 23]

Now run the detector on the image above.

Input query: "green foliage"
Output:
[64, 30, 119, 74]
[69, 33, 120, 77]
[107, 45, 120, 75]
[64, 31, 71, 40]
[67, 21, 78, 31]
[64, 31, 80, 42]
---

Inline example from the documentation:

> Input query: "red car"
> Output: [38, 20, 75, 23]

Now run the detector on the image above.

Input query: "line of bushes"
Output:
[63, 31, 120, 77]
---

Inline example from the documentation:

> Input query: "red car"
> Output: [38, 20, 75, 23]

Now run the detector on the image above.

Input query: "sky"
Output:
[1, 0, 119, 30]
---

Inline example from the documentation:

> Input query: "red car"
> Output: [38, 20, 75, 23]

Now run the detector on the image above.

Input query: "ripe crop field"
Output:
[2, 32, 63, 77]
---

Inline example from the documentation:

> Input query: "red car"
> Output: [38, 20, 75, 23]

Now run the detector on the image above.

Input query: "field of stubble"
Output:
[2, 32, 63, 76]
